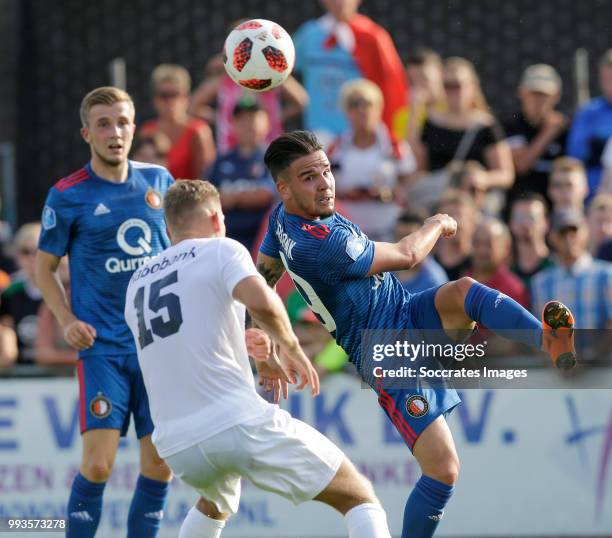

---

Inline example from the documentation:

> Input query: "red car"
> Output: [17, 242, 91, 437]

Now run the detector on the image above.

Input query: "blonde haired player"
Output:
[36, 86, 175, 537]
[124, 180, 392, 537]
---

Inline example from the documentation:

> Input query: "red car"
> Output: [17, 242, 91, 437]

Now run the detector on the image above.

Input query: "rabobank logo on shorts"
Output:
[105, 218, 155, 274]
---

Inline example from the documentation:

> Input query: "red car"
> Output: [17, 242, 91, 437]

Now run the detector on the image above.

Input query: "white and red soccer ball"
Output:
[223, 19, 295, 92]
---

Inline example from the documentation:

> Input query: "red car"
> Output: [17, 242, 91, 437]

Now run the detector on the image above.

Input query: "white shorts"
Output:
[164, 405, 344, 514]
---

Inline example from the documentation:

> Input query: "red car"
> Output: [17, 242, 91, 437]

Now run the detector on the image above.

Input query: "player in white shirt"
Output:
[124, 180, 392, 538]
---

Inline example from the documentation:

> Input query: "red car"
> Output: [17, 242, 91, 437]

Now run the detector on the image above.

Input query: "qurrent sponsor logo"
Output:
[106, 218, 156, 274]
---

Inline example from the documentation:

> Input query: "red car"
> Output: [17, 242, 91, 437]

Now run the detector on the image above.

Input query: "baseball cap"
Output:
[551, 208, 584, 232]
[233, 95, 263, 116]
[285, 290, 318, 324]
[519, 64, 562, 95]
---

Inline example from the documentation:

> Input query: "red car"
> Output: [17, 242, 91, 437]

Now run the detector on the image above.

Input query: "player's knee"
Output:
[196, 497, 230, 521]
[428, 455, 460, 486]
[81, 459, 114, 483]
[141, 456, 173, 482]
[454, 277, 476, 300]
[318, 459, 379, 514]
[347, 472, 378, 505]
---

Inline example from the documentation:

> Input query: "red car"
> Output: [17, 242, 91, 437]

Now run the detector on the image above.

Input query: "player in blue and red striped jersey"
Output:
[257, 130, 577, 538]
[35, 87, 174, 538]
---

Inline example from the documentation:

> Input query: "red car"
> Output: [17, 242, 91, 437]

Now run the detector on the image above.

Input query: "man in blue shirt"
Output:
[531, 208, 612, 329]
[567, 49, 612, 197]
[257, 131, 577, 538]
[35, 87, 174, 537]
[207, 98, 276, 251]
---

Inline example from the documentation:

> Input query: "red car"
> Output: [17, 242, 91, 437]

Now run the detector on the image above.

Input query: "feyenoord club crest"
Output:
[90, 394, 112, 419]
[406, 395, 429, 418]
[145, 189, 163, 209]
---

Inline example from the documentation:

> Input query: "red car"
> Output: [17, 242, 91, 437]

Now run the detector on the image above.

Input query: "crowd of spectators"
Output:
[2, 0, 612, 376]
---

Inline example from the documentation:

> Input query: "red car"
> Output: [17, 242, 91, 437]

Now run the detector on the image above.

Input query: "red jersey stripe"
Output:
[55, 170, 90, 192]
[77, 361, 87, 434]
[56, 168, 87, 185]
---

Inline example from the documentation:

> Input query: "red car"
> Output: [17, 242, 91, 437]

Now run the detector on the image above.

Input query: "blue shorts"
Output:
[76, 354, 153, 438]
[375, 286, 461, 452]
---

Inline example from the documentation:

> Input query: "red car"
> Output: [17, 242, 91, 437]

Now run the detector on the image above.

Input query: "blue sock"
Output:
[66, 473, 106, 537]
[464, 282, 542, 349]
[402, 475, 454, 538]
[127, 474, 170, 538]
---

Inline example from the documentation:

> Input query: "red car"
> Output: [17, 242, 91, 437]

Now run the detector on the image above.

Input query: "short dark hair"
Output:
[598, 48, 612, 69]
[405, 47, 441, 67]
[397, 209, 428, 227]
[511, 191, 549, 216]
[264, 130, 323, 182]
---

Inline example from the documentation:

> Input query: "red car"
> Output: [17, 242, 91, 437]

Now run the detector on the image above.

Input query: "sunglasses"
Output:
[346, 97, 373, 109]
[443, 80, 462, 90]
[156, 90, 182, 100]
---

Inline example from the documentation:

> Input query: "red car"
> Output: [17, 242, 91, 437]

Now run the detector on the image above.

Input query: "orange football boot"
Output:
[541, 301, 577, 370]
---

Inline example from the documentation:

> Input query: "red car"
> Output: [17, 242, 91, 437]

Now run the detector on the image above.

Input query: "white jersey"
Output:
[124, 237, 270, 458]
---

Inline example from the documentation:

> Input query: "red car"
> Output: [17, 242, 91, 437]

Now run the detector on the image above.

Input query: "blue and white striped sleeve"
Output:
[317, 225, 374, 284]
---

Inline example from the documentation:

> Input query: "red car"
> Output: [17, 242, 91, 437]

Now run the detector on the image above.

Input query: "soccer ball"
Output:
[223, 19, 295, 92]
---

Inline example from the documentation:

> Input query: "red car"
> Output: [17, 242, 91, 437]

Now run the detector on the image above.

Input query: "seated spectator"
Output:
[329, 78, 416, 240]
[409, 57, 514, 211]
[547, 157, 588, 213]
[393, 211, 448, 293]
[132, 132, 170, 168]
[531, 209, 612, 328]
[403, 47, 445, 147]
[189, 43, 308, 154]
[466, 218, 529, 308]
[293, 0, 408, 144]
[139, 63, 216, 179]
[207, 97, 276, 251]
[509, 192, 553, 287]
[0, 222, 43, 365]
[567, 49, 612, 198]
[434, 189, 479, 280]
[34, 257, 77, 367]
[503, 64, 567, 208]
[449, 160, 490, 214]
[587, 194, 612, 255]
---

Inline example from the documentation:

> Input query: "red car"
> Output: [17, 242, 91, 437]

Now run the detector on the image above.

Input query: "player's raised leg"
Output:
[126, 435, 172, 538]
[402, 417, 459, 538]
[434, 276, 576, 368]
[67, 429, 120, 537]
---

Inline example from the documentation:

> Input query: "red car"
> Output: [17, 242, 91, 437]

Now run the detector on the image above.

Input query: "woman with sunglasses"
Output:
[410, 57, 514, 214]
[139, 64, 216, 179]
[327, 78, 416, 241]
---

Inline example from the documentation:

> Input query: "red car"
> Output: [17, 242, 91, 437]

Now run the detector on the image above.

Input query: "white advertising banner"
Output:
[0, 373, 611, 537]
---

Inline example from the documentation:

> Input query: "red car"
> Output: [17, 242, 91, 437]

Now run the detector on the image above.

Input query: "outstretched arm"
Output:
[367, 214, 456, 276]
